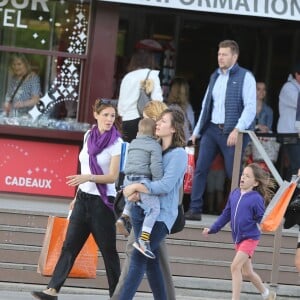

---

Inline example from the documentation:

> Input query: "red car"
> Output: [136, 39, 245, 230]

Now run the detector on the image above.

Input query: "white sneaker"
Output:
[133, 239, 156, 259]
[265, 290, 276, 300]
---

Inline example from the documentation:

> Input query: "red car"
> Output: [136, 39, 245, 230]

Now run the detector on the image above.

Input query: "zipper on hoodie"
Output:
[233, 193, 243, 244]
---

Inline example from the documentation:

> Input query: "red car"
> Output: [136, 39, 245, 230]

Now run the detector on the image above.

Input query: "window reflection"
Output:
[0, 0, 90, 131]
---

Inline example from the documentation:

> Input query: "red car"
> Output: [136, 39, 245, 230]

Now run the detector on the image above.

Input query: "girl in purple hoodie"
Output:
[203, 163, 276, 300]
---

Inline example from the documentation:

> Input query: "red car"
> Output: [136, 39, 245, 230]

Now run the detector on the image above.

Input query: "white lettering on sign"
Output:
[0, 0, 49, 11]
[100, 0, 300, 21]
[5, 176, 52, 189]
[0, 0, 49, 28]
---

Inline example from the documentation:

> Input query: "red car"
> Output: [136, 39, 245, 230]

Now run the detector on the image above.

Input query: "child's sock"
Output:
[140, 231, 150, 241]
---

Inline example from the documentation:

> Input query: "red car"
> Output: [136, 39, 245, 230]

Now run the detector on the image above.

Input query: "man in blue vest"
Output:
[185, 40, 256, 221]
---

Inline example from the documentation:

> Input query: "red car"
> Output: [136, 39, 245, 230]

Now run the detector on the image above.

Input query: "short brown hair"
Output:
[138, 118, 156, 136]
[219, 40, 239, 56]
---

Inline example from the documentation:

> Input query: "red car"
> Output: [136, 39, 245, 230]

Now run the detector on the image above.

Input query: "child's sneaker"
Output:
[116, 216, 131, 237]
[133, 238, 156, 259]
[263, 290, 276, 300]
[265, 290, 276, 300]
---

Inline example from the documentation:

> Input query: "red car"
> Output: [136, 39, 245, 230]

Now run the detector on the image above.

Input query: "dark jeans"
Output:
[122, 117, 140, 142]
[48, 190, 120, 297]
[284, 143, 300, 180]
[190, 123, 249, 213]
[119, 205, 168, 300]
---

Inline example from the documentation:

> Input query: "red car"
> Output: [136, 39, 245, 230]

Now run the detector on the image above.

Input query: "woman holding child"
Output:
[118, 106, 187, 299]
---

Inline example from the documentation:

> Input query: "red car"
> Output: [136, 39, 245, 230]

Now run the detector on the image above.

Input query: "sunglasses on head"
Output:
[96, 98, 118, 107]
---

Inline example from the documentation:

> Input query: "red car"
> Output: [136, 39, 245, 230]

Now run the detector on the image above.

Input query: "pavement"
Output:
[0, 282, 213, 300]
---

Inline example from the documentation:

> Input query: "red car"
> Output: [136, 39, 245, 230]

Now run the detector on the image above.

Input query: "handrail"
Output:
[245, 130, 283, 185]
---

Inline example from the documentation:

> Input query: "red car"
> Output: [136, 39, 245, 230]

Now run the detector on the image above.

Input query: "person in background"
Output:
[143, 100, 168, 121]
[116, 118, 163, 259]
[203, 163, 276, 300]
[284, 168, 300, 273]
[277, 62, 300, 180]
[205, 152, 226, 214]
[166, 77, 195, 142]
[117, 50, 163, 142]
[111, 100, 176, 300]
[31, 99, 122, 300]
[255, 82, 273, 133]
[4, 53, 41, 117]
[242, 81, 274, 170]
[119, 107, 187, 300]
[185, 40, 256, 221]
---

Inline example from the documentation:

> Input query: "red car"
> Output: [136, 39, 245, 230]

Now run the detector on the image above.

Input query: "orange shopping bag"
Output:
[260, 180, 297, 232]
[37, 215, 98, 278]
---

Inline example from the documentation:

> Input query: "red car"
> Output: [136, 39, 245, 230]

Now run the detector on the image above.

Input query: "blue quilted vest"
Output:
[199, 64, 252, 135]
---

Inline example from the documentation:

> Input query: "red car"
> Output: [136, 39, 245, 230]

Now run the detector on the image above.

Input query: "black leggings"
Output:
[48, 190, 120, 297]
[121, 118, 140, 142]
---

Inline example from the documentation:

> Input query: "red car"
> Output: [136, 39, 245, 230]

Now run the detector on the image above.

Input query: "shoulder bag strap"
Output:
[8, 73, 28, 104]
[145, 69, 151, 80]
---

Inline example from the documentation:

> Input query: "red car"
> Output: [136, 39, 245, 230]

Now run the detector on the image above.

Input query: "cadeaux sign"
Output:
[0, 138, 79, 197]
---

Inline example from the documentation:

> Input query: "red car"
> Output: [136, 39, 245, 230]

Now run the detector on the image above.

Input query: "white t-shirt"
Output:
[118, 68, 163, 121]
[78, 131, 122, 197]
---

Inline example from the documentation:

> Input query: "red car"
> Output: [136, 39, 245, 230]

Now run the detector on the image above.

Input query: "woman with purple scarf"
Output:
[32, 99, 123, 300]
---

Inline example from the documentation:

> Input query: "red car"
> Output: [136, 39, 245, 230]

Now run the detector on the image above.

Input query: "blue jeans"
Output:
[124, 175, 160, 233]
[190, 123, 249, 213]
[48, 190, 120, 297]
[119, 205, 169, 300]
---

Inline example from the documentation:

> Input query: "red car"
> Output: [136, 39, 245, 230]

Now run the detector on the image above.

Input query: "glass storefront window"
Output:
[0, 0, 90, 131]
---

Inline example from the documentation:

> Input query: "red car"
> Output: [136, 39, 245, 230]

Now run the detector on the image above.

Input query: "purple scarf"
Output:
[87, 125, 121, 210]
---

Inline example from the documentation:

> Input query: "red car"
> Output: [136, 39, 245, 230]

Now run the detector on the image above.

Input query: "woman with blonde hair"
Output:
[166, 77, 194, 141]
[143, 100, 168, 121]
[4, 53, 41, 117]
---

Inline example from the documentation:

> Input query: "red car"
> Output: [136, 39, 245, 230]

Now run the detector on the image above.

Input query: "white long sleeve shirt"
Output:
[277, 75, 300, 133]
[118, 68, 163, 121]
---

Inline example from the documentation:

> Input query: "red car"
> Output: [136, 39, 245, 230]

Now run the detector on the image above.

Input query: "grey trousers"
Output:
[111, 230, 176, 300]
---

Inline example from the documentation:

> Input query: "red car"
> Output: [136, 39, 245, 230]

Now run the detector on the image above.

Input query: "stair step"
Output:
[0, 204, 299, 297]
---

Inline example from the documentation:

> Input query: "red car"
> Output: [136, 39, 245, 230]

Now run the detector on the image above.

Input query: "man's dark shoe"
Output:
[31, 291, 57, 300]
[184, 210, 202, 221]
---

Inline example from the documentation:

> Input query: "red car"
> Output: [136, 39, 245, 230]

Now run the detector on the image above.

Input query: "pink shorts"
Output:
[235, 239, 259, 258]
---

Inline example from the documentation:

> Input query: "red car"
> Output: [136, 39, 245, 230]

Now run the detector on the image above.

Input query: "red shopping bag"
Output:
[183, 146, 195, 194]
[260, 180, 297, 232]
[37, 216, 98, 278]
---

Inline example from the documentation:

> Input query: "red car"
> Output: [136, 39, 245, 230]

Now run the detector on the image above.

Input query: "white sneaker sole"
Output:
[133, 242, 155, 259]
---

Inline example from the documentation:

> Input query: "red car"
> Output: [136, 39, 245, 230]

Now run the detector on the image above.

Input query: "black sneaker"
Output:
[184, 210, 202, 221]
[31, 291, 57, 300]
[116, 216, 132, 237]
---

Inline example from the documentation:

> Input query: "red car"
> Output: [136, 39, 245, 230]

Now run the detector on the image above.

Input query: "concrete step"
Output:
[0, 195, 299, 298]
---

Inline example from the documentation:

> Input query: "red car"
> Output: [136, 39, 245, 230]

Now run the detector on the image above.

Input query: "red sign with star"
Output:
[0, 138, 80, 197]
